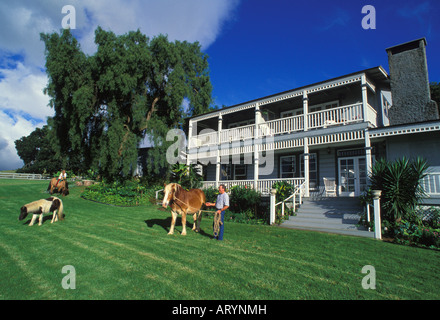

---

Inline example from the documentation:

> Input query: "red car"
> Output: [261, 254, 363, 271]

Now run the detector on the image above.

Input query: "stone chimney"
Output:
[386, 38, 439, 125]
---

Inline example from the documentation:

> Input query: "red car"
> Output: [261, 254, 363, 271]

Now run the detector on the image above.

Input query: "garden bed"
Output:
[81, 181, 158, 207]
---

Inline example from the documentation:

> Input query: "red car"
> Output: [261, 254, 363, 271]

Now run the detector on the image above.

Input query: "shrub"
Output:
[272, 180, 295, 203]
[203, 186, 219, 203]
[229, 185, 261, 216]
[169, 163, 203, 190]
[203, 185, 268, 224]
[366, 157, 428, 223]
[81, 179, 154, 206]
[394, 220, 440, 250]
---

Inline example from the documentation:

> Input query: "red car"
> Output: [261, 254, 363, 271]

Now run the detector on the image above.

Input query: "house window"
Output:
[221, 164, 232, 180]
[300, 153, 318, 189]
[309, 100, 339, 113]
[228, 119, 254, 129]
[280, 156, 296, 178]
[281, 109, 302, 117]
[234, 164, 247, 180]
[281, 110, 295, 118]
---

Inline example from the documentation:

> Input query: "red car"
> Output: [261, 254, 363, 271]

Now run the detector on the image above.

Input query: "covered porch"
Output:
[197, 129, 379, 199]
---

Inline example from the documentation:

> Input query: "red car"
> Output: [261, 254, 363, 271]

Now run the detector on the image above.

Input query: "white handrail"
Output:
[274, 181, 305, 216]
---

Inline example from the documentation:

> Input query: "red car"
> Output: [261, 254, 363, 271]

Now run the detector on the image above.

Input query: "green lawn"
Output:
[1, 179, 439, 300]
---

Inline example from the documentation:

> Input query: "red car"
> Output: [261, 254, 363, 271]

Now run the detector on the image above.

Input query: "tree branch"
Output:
[139, 96, 160, 132]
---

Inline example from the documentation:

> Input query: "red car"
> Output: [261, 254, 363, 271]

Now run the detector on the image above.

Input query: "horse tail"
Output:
[57, 198, 64, 220]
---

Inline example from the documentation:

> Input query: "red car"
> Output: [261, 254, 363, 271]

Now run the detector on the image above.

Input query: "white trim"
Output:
[190, 74, 364, 122]
[369, 121, 440, 139]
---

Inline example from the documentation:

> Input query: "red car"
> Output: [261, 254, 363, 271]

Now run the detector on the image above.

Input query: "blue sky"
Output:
[0, 0, 439, 170]
[206, 0, 440, 107]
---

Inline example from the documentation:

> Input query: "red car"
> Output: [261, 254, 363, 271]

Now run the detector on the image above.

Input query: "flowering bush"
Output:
[394, 219, 440, 250]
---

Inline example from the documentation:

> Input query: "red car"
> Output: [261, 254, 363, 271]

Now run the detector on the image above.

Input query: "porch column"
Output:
[361, 75, 369, 122]
[303, 138, 310, 197]
[303, 90, 308, 131]
[186, 119, 193, 166]
[254, 103, 260, 190]
[215, 114, 222, 188]
[364, 128, 373, 183]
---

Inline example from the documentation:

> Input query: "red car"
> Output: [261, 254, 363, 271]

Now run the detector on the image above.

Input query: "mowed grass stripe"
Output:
[0, 241, 59, 299]
[51, 222, 295, 299]
[46, 229, 189, 299]
[106, 226, 369, 299]
[51, 226, 211, 299]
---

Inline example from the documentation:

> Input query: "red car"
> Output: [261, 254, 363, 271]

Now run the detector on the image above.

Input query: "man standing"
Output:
[205, 184, 229, 240]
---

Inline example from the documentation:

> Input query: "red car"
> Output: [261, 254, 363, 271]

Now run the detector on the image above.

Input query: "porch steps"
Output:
[280, 197, 374, 238]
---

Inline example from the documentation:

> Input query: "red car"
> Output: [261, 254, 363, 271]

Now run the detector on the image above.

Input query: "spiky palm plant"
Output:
[170, 163, 203, 190]
[369, 157, 428, 222]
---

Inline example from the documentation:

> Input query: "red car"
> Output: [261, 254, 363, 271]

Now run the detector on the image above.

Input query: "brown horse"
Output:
[162, 183, 206, 235]
[47, 177, 69, 196]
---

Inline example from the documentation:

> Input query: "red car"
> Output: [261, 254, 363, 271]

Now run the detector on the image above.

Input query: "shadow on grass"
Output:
[22, 213, 64, 226]
[144, 214, 213, 238]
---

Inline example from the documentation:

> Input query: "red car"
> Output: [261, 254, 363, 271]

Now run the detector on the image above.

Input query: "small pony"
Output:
[47, 177, 69, 196]
[19, 197, 64, 226]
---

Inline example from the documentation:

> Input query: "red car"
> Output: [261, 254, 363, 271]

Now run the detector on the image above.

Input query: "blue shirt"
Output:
[216, 192, 230, 210]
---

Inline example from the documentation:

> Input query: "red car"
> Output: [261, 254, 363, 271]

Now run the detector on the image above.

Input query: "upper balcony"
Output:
[189, 102, 378, 148]
[187, 67, 391, 150]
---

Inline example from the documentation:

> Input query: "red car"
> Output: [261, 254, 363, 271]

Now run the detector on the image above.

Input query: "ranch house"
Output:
[185, 38, 440, 204]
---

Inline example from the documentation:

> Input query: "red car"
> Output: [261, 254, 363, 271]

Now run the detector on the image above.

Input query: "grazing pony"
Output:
[47, 177, 69, 196]
[162, 183, 205, 235]
[19, 197, 64, 226]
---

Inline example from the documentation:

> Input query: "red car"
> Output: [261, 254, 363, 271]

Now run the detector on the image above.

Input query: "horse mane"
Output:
[174, 183, 183, 195]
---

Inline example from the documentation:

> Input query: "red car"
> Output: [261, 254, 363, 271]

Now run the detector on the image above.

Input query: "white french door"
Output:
[338, 156, 367, 197]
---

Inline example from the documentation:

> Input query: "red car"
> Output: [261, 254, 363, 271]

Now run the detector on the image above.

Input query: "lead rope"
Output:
[213, 212, 223, 238]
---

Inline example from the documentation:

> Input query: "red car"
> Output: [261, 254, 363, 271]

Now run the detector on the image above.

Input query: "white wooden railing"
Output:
[262, 114, 304, 135]
[0, 172, 49, 180]
[202, 178, 305, 195]
[308, 103, 364, 129]
[221, 124, 255, 143]
[190, 103, 377, 147]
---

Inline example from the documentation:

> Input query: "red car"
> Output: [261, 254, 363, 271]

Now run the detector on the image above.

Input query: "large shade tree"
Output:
[41, 27, 213, 181]
[14, 125, 61, 174]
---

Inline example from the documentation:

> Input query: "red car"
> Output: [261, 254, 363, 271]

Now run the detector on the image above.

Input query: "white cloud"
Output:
[0, 62, 52, 170]
[0, 0, 240, 170]
[0, 110, 45, 170]
[0, 62, 52, 120]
